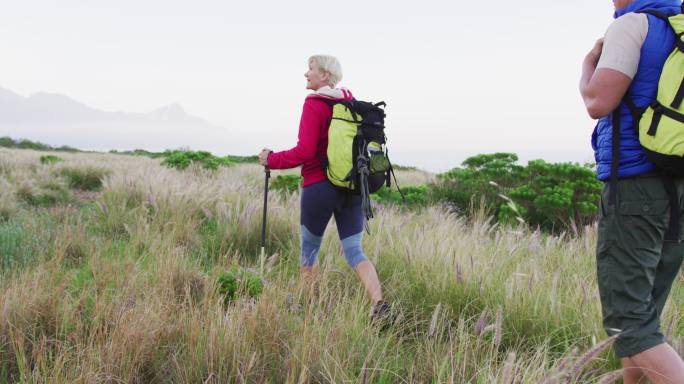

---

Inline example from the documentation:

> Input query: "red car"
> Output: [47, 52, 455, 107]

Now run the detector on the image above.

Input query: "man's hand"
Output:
[258, 148, 272, 166]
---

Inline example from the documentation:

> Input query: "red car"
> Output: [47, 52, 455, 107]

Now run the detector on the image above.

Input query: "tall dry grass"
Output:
[0, 148, 681, 383]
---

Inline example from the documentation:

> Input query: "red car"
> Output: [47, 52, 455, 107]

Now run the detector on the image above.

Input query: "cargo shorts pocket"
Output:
[617, 199, 670, 240]
[617, 199, 669, 216]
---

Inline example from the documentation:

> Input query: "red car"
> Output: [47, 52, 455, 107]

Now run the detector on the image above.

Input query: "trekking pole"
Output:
[260, 166, 270, 275]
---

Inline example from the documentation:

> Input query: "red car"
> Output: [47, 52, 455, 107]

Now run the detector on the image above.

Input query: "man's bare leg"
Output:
[625, 343, 684, 384]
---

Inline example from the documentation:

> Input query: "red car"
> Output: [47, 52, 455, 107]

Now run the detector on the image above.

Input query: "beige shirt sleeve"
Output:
[596, 13, 649, 79]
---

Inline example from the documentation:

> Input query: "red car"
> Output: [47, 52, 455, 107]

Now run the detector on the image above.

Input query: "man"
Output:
[580, 0, 684, 382]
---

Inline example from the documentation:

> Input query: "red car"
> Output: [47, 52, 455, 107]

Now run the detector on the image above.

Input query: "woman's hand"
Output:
[258, 148, 272, 166]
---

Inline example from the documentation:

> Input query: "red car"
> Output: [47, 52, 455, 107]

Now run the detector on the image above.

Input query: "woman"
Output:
[258, 55, 390, 320]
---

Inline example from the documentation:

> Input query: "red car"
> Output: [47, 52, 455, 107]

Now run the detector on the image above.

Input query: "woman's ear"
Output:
[321, 71, 331, 85]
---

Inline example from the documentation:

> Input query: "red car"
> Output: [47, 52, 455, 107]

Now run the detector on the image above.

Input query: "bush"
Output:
[0, 137, 14, 147]
[202, 157, 223, 171]
[122, 149, 167, 158]
[217, 267, 264, 304]
[270, 174, 302, 194]
[16, 139, 51, 151]
[16, 182, 71, 207]
[500, 160, 602, 231]
[225, 155, 259, 164]
[40, 155, 63, 165]
[431, 153, 601, 233]
[161, 150, 235, 170]
[60, 167, 109, 191]
[0, 136, 81, 152]
[432, 153, 524, 217]
[54, 145, 78, 152]
[372, 185, 430, 207]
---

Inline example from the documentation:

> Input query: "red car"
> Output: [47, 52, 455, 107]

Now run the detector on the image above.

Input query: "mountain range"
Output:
[0, 86, 228, 153]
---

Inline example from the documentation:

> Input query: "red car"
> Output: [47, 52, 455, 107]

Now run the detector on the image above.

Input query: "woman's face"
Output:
[304, 61, 330, 91]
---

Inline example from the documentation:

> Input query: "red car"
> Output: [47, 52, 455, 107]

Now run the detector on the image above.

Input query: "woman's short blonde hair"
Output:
[308, 54, 343, 87]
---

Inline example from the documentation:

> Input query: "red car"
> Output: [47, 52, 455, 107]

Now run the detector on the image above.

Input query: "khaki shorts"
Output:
[597, 175, 684, 358]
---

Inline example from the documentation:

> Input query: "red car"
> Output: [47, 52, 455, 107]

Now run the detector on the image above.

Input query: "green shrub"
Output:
[161, 150, 235, 170]
[432, 153, 524, 216]
[0, 137, 14, 147]
[162, 151, 199, 169]
[55, 145, 78, 152]
[500, 160, 602, 231]
[60, 167, 108, 191]
[217, 267, 264, 304]
[16, 182, 71, 207]
[0, 136, 83, 152]
[40, 155, 63, 164]
[16, 139, 51, 151]
[270, 174, 302, 193]
[372, 185, 430, 207]
[431, 153, 601, 233]
[202, 157, 223, 171]
[225, 155, 259, 164]
[125, 149, 166, 158]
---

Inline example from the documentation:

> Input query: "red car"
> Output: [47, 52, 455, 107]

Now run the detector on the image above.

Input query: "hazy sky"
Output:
[0, 0, 616, 171]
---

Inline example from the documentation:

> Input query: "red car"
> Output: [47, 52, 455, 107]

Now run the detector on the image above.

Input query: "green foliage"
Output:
[16, 139, 51, 151]
[224, 155, 259, 164]
[16, 182, 72, 207]
[162, 150, 209, 169]
[432, 153, 524, 216]
[0, 137, 14, 147]
[60, 167, 109, 191]
[115, 149, 256, 166]
[161, 150, 235, 170]
[270, 174, 302, 193]
[217, 267, 264, 304]
[0, 136, 81, 153]
[500, 160, 602, 231]
[114, 149, 167, 158]
[372, 185, 430, 207]
[432, 153, 601, 233]
[70, 265, 94, 291]
[54, 145, 78, 152]
[40, 155, 63, 165]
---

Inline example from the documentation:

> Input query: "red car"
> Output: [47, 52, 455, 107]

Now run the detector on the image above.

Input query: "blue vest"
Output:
[592, 0, 681, 181]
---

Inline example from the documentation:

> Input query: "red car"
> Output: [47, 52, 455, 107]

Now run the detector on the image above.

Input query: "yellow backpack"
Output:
[635, 9, 684, 175]
[325, 99, 403, 231]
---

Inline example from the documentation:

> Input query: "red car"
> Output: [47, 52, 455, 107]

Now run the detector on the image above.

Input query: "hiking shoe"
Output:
[371, 300, 393, 327]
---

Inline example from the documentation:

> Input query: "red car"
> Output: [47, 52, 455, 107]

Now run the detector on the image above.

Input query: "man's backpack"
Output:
[632, 8, 684, 175]
[611, 7, 684, 242]
[325, 99, 403, 230]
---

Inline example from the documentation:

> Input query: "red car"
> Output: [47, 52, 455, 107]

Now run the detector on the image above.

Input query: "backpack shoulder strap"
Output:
[636, 9, 670, 20]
